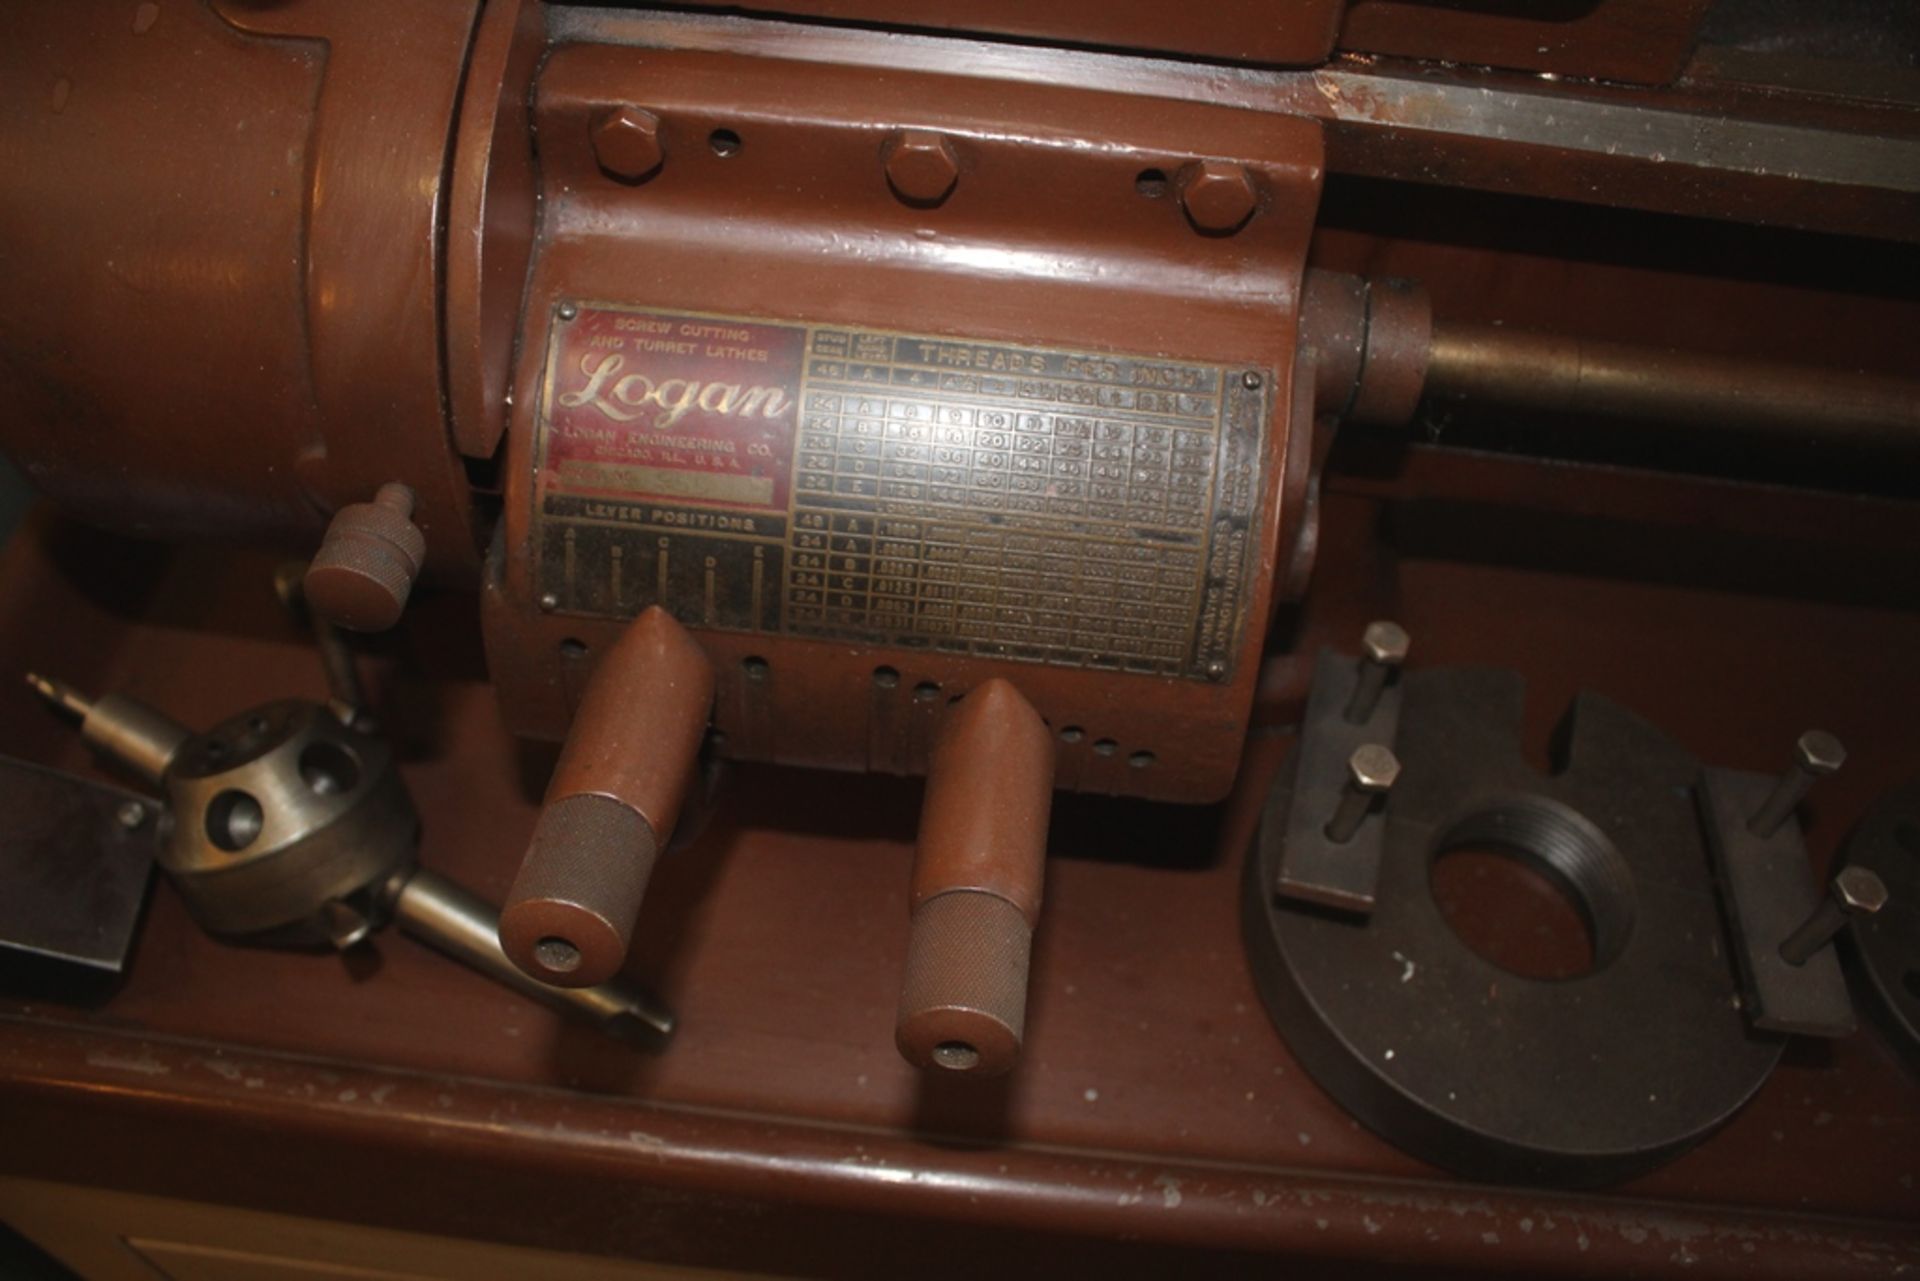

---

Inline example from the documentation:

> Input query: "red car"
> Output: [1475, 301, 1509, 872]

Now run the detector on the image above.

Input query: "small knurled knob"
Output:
[304, 483, 427, 633]
[500, 794, 659, 984]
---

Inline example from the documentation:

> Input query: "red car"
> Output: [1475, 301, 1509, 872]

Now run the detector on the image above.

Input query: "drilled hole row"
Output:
[869, 666, 1154, 768]
[560, 646, 1157, 769]
[872, 666, 943, 702]
[627, 130, 1176, 199]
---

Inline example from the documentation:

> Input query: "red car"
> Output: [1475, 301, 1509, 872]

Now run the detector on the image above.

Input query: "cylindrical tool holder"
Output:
[498, 606, 714, 987]
[896, 679, 1054, 1076]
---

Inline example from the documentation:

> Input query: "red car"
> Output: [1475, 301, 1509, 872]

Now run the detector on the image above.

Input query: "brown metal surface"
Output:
[1340, 0, 1714, 86]
[444, 0, 543, 463]
[483, 44, 1319, 805]
[500, 605, 715, 987]
[559, 9, 1920, 244]
[898, 679, 1052, 1076]
[1, 487, 1917, 1275]
[539, 605, 716, 838]
[908, 679, 1053, 922]
[0, 1, 482, 572]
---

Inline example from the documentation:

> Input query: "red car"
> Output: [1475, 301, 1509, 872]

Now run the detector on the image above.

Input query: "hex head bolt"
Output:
[1344, 621, 1410, 724]
[1325, 744, 1400, 845]
[1747, 730, 1846, 838]
[1778, 866, 1889, 966]
[304, 483, 427, 633]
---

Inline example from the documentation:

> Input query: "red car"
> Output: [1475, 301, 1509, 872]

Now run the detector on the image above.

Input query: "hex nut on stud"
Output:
[591, 105, 664, 182]
[1349, 744, 1401, 794]
[1362, 621, 1411, 667]
[883, 129, 959, 205]
[1795, 730, 1847, 776]
[1778, 865, 1888, 966]
[304, 483, 426, 633]
[1834, 865, 1889, 914]
[1325, 743, 1399, 845]
[1748, 728, 1847, 838]
[1180, 160, 1258, 234]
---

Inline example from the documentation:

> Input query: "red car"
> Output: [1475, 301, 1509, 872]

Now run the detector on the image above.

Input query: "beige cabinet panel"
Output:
[0, 1178, 778, 1281]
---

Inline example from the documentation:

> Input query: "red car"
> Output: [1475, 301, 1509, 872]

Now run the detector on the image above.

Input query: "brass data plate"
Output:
[533, 304, 1270, 683]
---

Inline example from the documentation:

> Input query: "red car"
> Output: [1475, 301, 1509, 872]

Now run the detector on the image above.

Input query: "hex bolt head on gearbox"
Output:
[883, 129, 960, 205]
[1180, 160, 1258, 234]
[591, 105, 664, 182]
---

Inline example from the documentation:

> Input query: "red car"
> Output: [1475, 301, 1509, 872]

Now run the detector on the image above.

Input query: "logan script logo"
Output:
[557, 352, 793, 430]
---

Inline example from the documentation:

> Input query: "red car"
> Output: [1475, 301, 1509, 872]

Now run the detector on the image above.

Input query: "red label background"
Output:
[542, 308, 807, 513]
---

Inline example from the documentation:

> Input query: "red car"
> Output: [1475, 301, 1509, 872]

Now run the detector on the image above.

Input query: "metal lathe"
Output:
[0, 1, 1917, 1275]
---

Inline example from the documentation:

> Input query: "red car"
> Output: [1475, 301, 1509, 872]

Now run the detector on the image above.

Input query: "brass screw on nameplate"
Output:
[1326, 744, 1400, 844]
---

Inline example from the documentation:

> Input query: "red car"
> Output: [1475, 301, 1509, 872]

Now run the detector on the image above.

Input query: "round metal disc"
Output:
[1243, 667, 1783, 1187]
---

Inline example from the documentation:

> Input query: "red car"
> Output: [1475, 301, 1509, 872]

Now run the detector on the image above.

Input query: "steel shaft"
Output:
[392, 866, 674, 1043]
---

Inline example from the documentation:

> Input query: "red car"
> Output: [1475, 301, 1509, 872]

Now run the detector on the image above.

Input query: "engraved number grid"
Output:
[785, 331, 1226, 674]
